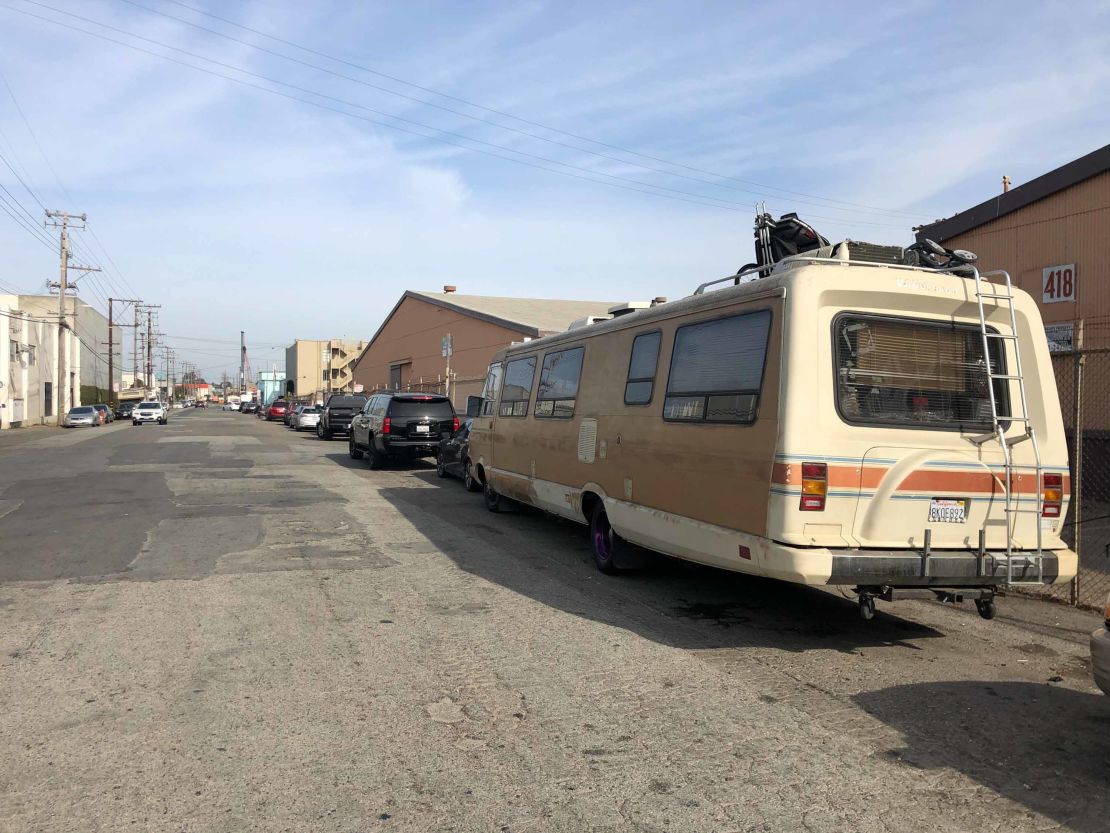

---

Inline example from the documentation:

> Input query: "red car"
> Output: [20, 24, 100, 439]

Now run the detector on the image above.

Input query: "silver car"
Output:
[1092, 593, 1110, 696]
[63, 406, 100, 428]
[295, 406, 321, 431]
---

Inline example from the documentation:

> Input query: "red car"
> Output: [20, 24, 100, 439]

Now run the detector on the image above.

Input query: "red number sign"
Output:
[1042, 264, 1076, 304]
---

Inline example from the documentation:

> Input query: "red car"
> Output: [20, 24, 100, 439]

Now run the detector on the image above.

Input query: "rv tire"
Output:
[975, 598, 996, 620]
[589, 503, 620, 575]
[484, 483, 507, 513]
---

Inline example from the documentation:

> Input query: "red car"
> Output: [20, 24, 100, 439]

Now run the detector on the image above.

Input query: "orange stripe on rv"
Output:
[772, 463, 1070, 496]
[771, 463, 885, 489]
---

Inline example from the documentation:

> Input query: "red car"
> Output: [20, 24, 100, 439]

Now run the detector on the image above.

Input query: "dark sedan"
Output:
[436, 418, 480, 491]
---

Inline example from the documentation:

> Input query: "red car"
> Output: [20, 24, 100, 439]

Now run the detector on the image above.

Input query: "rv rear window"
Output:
[664, 310, 771, 424]
[536, 347, 584, 418]
[499, 356, 536, 417]
[833, 315, 1008, 431]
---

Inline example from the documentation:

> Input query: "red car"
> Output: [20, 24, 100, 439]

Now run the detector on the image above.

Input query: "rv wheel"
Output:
[484, 483, 506, 513]
[975, 598, 996, 620]
[590, 503, 620, 575]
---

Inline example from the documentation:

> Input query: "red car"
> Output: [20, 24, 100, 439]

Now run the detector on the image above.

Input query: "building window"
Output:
[499, 356, 536, 417]
[390, 362, 411, 390]
[535, 347, 584, 418]
[480, 362, 503, 416]
[664, 310, 771, 424]
[624, 331, 661, 405]
[322, 370, 328, 382]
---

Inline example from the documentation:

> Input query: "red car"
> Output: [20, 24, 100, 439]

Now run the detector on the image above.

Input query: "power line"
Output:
[114, 0, 924, 222]
[2, 1, 908, 227]
[143, 0, 930, 221]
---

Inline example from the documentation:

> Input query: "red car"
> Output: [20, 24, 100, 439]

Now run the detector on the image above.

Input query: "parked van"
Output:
[467, 243, 1077, 619]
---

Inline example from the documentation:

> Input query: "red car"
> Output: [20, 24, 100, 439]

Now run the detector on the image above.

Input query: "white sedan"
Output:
[1092, 594, 1110, 696]
[132, 401, 168, 425]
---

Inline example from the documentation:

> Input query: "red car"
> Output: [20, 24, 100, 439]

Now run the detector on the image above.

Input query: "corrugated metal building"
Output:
[917, 142, 1110, 350]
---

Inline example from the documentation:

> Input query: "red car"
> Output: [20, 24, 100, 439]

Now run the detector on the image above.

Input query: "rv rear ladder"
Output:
[972, 268, 1044, 588]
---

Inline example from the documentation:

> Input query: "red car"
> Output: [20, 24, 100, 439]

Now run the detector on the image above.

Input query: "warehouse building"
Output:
[918, 143, 1110, 607]
[916, 142, 1110, 350]
[349, 288, 617, 408]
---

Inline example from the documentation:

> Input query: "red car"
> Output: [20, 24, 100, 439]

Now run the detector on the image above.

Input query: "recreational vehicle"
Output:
[467, 225, 1077, 619]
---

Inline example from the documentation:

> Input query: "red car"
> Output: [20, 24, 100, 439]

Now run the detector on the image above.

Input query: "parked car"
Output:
[295, 405, 321, 432]
[63, 405, 100, 428]
[436, 418, 480, 490]
[240, 401, 258, 414]
[114, 401, 137, 420]
[266, 400, 289, 421]
[317, 393, 368, 440]
[1093, 593, 1110, 695]
[91, 404, 112, 424]
[132, 400, 168, 425]
[349, 392, 457, 469]
[285, 404, 304, 427]
[193, 400, 207, 408]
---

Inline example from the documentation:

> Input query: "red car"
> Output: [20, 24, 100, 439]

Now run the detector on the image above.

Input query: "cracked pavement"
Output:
[0, 410, 1107, 832]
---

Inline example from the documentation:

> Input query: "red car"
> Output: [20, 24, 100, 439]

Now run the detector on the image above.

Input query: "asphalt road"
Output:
[0, 409, 1107, 832]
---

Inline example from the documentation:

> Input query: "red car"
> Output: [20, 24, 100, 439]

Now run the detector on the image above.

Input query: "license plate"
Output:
[415, 424, 430, 433]
[929, 497, 968, 524]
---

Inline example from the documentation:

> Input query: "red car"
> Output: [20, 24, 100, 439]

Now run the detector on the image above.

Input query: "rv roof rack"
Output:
[693, 256, 979, 295]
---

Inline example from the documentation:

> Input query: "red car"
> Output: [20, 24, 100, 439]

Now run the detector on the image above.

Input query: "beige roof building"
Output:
[350, 289, 618, 406]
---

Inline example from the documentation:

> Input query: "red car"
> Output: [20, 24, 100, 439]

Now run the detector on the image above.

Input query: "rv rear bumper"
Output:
[825, 549, 1074, 588]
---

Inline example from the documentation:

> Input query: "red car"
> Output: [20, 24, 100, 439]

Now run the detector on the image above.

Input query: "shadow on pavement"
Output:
[374, 469, 946, 654]
[855, 680, 1110, 829]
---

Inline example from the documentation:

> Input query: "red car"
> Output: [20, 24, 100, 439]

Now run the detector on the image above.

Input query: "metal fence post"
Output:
[1072, 347, 1083, 605]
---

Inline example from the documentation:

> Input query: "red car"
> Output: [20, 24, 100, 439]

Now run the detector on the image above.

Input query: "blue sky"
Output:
[1, 0, 1108, 380]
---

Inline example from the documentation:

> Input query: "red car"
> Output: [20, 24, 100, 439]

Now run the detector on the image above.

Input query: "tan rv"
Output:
[467, 244, 1077, 619]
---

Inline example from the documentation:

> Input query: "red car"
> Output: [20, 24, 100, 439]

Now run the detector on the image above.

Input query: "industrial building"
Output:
[1, 294, 111, 429]
[349, 287, 617, 408]
[285, 338, 367, 402]
[917, 142, 1110, 351]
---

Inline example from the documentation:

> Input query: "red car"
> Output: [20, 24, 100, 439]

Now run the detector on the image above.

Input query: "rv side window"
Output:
[663, 310, 771, 424]
[480, 362, 503, 417]
[624, 331, 661, 405]
[535, 347, 584, 418]
[833, 314, 1008, 431]
[499, 357, 536, 417]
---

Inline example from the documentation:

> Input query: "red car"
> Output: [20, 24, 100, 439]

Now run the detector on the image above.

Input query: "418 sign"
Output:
[1042, 264, 1076, 304]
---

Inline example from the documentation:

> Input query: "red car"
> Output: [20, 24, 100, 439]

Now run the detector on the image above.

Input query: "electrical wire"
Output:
[144, 0, 932, 220]
[1, 1, 909, 226]
[113, 0, 924, 222]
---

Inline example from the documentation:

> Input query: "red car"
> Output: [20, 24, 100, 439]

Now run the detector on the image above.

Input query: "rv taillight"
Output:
[800, 462, 827, 511]
[1042, 473, 1063, 518]
[452, 416, 459, 433]
[383, 417, 391, 435]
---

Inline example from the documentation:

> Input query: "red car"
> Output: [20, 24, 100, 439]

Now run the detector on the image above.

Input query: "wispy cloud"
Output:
[1, 0, 1108, 377]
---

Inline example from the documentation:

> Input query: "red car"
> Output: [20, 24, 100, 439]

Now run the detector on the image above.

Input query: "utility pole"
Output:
[239, 330, 245, 395]
[107, 298, 141, 409]
[137, 304, 160, 394]
[45, 210, 99, 418]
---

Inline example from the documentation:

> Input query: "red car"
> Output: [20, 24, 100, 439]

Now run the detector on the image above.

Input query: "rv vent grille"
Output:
[577, 419, 598, 463]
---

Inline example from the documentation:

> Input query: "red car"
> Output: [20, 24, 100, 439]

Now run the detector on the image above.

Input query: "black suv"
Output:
[348, 392, 457, 468]
[317, 393, 368, 439]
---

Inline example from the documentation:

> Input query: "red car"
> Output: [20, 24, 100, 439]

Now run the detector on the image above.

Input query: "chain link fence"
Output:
[1045, 339, 1110, 609]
